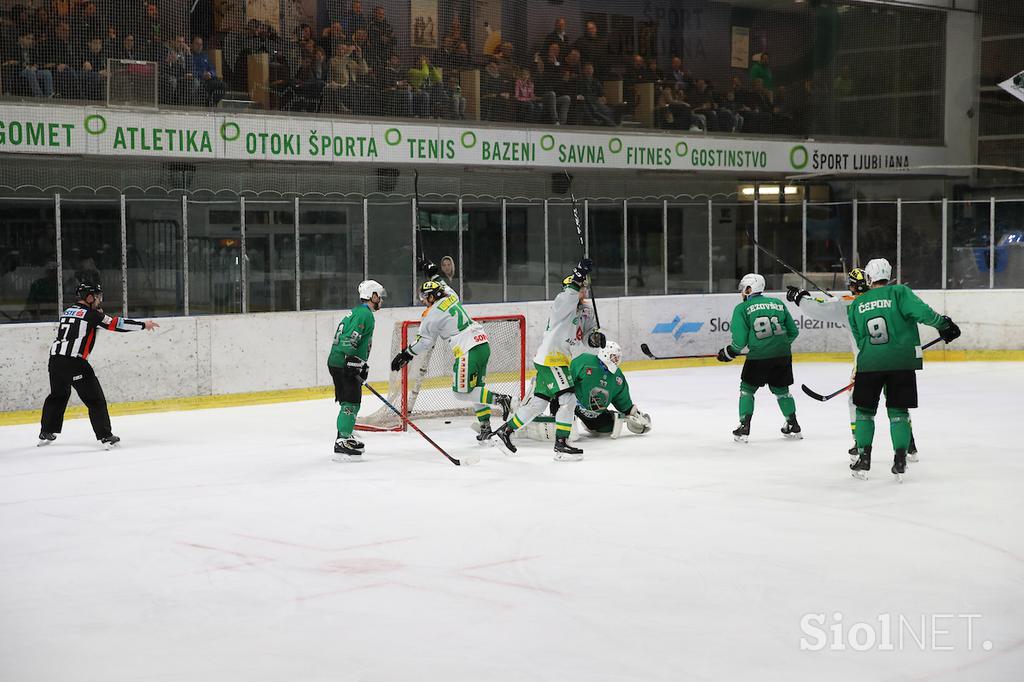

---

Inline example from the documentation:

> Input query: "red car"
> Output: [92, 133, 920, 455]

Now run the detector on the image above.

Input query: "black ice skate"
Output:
[37, 431, 56, 447]
[100, 435, 120, 450]
[488, 423, 517, 456]
[892, 448, 907, 483]
[553, 437, 583, 462]
[476, 422, 493, 444]
[732, 417, 751, 443]
[850, 446, 872, 480]
[333, 437, 364, 461]
[492, 393, 512, 421]
[907, 436, 918, 462]
[781, 415, 802, 440]
[848, 444, 859, 463]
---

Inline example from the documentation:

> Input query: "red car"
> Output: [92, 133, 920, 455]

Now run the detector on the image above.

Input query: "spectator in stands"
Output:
[545, 17, 568, 53]
[446, 70, 466, 119]
[689, 78, 719, 130]
[78, 34, 109, 100]
[118, 32, 143, 61]
[268, 48, 292, 110]
[480, 57, 511, 121]
[669, 56, 690, 91]
[514, 67, 542, 122]
[720, 80, 744, 132]
[368, 5, 395, 74]
[380, 52, 413, 117]
[189, 36, 225, 107]
[344, 0, 369, 36]
[408, 53, 441, 117]
[44, 20, 78, 98]
[645, 57, 663, 84]
[623, 53, 647, 106]
[453, 40, 471, 72]
[325, 42, 355, 114]
[435, 35, 457, 73]
[576, 62, 615, 127]
[351, 27, 369, 57]
[790, 78, 813, 135]
[320, 21, 347, 58]
[7, 31, 54, 97]
[749, 52, 774, 92]
[573, 20, 607, 79]
[159, 36, 188, 104]
[533, 50, 570, 125]
[495, 40, 517, 82]
[657, 86, 700, 130]
[563, 47, 581, 79]
[736, 77, 772, 133]
[543, 40, 561, 70]
[292, 46, 327, 112]
[71, 1, 101, 46]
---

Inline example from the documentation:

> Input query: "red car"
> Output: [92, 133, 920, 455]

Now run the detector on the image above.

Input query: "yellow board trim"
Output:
[2, 349, 1021, 427]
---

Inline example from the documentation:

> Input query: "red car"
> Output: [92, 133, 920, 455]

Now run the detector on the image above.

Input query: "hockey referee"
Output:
[38, 283, 159, 448]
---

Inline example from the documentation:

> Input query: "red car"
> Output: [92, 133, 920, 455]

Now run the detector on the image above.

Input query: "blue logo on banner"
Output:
[652, 316, 705, 339]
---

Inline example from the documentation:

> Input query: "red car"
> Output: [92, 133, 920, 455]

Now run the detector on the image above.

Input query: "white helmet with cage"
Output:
[598, 341, 622, 374]
[738, 273, 766, 297]
[863, 258, 892, 285]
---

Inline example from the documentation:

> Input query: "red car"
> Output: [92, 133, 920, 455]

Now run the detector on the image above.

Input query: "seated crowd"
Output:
[0, 3, 811, 134]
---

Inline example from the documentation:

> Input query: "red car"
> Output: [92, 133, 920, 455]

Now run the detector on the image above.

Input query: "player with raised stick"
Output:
[328, 280, 385, 461]
[846, 258, 960, 481]
[570, 341, 652, 439]
[390, 279, 513, 443]
[38, 282, 159, 449]
[489, 258, 603, 461]
[717, 273, 801, 442]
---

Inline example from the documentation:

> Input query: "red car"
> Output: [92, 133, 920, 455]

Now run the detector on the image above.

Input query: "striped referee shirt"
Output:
[50, 303, 146, 360]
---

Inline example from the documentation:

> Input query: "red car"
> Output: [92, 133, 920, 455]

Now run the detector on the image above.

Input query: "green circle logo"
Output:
[540, 134, 555, 151]
[790, 145, 809, 170]
[384, 128, 402, 146]
[220, 121, 240, 142]
[460, 131, 477, 149]
[84, 114, 107, 135]
[675, 140, 689, 157]
[608, 137, 622, 154]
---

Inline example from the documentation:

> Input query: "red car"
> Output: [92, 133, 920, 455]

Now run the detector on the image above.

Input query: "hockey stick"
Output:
[640, 343, 744, 361]
[746, 226, 832, 297]
[565, 170, 601, 329]
[413, 169, 427, 259]
[800, 337, 944, 402]
[364, 382, 480, 466]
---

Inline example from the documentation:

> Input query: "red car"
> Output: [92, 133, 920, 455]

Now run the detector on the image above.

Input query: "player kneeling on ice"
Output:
[718, 273, 801, 442]
[846, 258, 960, 482]
[571, 342, 651, 438]
[328, 280, 385, 461]
[38, 282, 159, 449]
[489, 259, 603, 462]
[390, 280, 512, 443]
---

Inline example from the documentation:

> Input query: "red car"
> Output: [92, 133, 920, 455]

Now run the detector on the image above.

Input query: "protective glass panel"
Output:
[588, 203, 624, 298]
[126, 199, 184, 317]
[995, 200, 1024, 289]
[547, 202, 582, 294]
[367, 201, 413, 307]
[856, 202, 897, 283]
[417, 201, 461, 294]
[59, 199, 123, 311]
[626, 204, 664, 297]
[299, 201, 364, 310]
[756, 201, 803, 292]
[0, 198, 57, 323]
[900, 202, 943, 290]
[506, 203, 545, 302]
[712, 203, 752, 293]
[667, 203, 710, 295]
[187, 200, 242, 315]
[244, 202, 296, 312]
[462, 202, 502, 303]
[806, 202, 854, 292]
[947, 201, 992, 290]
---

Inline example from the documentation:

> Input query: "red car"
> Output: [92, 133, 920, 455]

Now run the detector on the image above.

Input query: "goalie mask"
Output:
[598, 341, 622, 374]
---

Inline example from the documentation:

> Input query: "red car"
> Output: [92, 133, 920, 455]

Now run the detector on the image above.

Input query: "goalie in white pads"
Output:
[391, 280, 512, 441]
[571, 342, 651, 438]
[488, 259, 603, 461]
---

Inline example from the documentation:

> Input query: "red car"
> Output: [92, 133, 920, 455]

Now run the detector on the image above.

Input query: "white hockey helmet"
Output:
[738, 273, 766, 296]
[863, 258, 892, 285]
[357, 279, 387, 301]
[598, 340, 622, 374]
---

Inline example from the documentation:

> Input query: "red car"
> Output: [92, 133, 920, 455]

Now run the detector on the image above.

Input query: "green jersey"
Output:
[847, 284, 945, 372]
[328, 304, 375, 366]
[729, 294, 798, 359]
[569, 353, 634, 418]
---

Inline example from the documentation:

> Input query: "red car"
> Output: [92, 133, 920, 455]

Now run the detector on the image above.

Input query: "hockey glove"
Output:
[587, 329, 607, 349]
[626, 405, 652, 434]
[717, 346, 739, 363]
[786, 285, 810, 306]
[344, 356, 367, 380]
[359, 364, 369, 383]
[939, 316, 961, 343]
[391, 348, 414, 371]
[417, 255, 440, 278]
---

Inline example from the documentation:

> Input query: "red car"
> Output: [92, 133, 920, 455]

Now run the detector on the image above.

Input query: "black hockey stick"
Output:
[565, 170, 601, 329]
[364, 382, 479, 466]
[800, 337, 944, 402]
[640, 343, 744, 361]
[746, 226, 832, 297]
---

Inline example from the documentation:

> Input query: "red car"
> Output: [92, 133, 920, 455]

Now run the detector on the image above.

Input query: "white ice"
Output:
[1, 362, 1022, 682]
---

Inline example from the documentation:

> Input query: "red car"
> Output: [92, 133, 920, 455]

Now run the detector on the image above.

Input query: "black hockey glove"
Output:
[717, 346, 739, 363]
[359, 364, 369, 383]
[391, 348, 414, 371]
[573, 258, 593, 278]
[939, 316, 961, 343]
[587, 329, 606, 349]
[786, 285, 810, 306]
[344, 356, 367, 380]
[417, 255, 440, 278]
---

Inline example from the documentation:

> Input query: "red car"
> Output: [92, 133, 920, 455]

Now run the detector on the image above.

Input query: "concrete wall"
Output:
[1, 289, 1020, 413]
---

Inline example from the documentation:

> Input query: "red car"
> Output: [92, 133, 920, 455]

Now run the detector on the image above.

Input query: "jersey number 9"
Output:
[867, 317, 889, 345]
[753, 316, 785, 340]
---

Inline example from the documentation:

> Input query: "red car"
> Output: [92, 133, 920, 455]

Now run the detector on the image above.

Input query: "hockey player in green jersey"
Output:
[847, 258, 960, 481]
[571, 342, 652, 438]
[489, 258, 603, 461]
[390, 280, 513, 443]
[327, 280, 385, 460]
[717, 273, 801, 442]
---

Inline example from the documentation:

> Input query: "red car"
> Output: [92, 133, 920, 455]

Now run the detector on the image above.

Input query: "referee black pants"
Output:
[40, 355, 112, 439]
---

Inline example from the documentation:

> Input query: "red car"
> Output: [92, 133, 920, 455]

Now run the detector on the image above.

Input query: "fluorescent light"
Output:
[758, 185, 780, 195]
[784, 186, 799, 195]
[741, 187, 756, 196]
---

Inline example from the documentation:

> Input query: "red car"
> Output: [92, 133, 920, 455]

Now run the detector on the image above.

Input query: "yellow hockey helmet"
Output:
[847, 268, 868, 295]
[419, 279, 446, 303]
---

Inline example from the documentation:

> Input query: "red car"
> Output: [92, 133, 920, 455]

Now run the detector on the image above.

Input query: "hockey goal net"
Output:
[356, 314, 527, 431]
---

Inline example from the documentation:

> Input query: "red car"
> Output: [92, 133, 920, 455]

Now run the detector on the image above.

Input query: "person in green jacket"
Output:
[750, 53, 774, 92]
[717, 273, 801, 442]
[570, 342, 651, 438]
[327, 279, 386, 460]
[847, 258, 960, 481]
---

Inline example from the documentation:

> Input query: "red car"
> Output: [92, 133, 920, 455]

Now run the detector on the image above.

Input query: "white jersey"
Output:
[533, 287, 598, 367]
[795, 293, 857, 355]
[408, 291, 488, 358]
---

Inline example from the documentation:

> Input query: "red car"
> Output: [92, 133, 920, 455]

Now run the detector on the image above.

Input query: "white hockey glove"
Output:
[625, 405, 652, 434]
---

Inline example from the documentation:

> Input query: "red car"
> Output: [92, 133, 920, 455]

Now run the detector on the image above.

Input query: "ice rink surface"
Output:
[1, 362, 1022, 682]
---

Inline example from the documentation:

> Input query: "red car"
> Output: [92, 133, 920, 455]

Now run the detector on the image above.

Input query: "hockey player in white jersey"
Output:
[488, 259, 604, 461]
[787, 268, 918, 460]
[390, 280, 512, 442]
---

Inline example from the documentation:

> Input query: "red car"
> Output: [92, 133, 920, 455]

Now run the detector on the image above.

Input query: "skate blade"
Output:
[783, 432, 803, 440]
[331, 453, 363, 463]
[851, 470, 869, 480]
[490, 439, 517, 457]
[37, 440, 53, 448]
[102, 442, 119, 451]
[894, 473, 904, 483]
[907, 453, 919, 463]
[458, 451, 481, 466]
[733, 434, 749, 443]
[553, 452, 583, 462]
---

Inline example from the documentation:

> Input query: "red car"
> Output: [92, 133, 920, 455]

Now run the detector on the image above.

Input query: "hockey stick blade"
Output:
[800, 337, 945, 403]
[639, 343, 733, 361]
[364, 382, 475, 466]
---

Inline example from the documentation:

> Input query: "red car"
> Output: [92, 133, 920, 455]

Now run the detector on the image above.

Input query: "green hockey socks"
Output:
[739, 382, 756, 421]
[739, 382, 796, 420]
[337, 401, 359, 438]
[769, 385, 796, 418]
